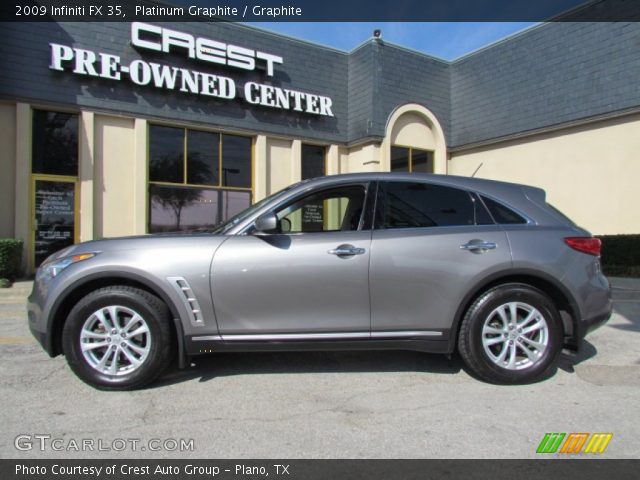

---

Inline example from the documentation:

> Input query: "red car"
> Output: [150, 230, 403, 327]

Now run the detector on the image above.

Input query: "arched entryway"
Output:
[381, 104, 447, 174]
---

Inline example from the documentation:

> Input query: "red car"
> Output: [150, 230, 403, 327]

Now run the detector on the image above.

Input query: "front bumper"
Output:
[27, 281, 57, 357]
[28, 323, 48, 353]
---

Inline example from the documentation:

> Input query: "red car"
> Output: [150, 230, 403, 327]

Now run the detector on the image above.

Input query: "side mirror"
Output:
[254, 212, 278, 234]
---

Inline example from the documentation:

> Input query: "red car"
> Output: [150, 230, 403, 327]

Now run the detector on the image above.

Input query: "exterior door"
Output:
[369, 181, 512, 334]
[32, 177, 78, 267]
[211, 184, 372, 336]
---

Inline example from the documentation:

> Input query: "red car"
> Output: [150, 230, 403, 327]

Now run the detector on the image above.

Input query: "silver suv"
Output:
[28, 173, 612, 389]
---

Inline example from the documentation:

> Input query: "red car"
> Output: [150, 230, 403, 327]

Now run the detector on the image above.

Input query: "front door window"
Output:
[276, 186, 366, 233]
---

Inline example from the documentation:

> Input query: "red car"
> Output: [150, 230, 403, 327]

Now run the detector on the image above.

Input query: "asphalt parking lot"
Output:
[1, 279, 639, 459]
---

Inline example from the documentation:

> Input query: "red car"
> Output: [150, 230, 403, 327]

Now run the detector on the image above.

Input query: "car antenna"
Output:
[471, 163, 483, 178]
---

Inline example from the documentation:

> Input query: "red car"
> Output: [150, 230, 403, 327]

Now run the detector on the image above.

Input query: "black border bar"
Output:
[3, 0, 640, 22]
[3, 459, 640, 480]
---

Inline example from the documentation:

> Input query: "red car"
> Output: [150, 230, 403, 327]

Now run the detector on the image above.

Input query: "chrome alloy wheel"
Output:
[80, 306, 152, 376]
[481, 301, 549, 370]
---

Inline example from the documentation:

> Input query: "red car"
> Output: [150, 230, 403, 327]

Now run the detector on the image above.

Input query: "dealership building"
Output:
[0, 17, 639, 272]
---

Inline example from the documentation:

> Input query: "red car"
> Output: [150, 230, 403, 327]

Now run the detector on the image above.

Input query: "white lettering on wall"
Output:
[244, 82, 333, 117]
[131, 22, 283, 77]
[50, 44, 74, 70]
[48, 44, 333, 115]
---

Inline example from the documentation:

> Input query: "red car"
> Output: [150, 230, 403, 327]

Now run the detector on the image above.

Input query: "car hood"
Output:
[49, 233, 227, 260]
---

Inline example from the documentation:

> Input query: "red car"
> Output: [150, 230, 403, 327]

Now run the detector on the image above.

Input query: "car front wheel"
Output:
[62, 286, 174, 390]
[457, 283, 562, 384]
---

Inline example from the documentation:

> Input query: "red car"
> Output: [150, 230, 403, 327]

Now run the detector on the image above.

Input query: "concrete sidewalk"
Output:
[576, 277, 640, 385]
[0, 281, 33, 344]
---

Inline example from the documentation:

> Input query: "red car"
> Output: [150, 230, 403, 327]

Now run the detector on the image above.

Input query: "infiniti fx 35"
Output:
[28, 173, 612, 389]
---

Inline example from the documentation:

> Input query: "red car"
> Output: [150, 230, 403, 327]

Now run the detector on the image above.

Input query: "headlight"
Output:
[37, 252, 97, 280]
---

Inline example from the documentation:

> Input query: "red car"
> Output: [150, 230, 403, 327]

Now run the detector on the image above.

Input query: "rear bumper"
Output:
[578, 307, 613, 338]
[565, 298, 612, 351]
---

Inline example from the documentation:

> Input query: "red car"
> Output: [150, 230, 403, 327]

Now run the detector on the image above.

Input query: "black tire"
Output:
[62, 286, 175, 390]
[457, 283, 562, 384]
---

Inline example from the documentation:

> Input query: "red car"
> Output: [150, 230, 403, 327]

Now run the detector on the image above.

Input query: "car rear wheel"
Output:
[457, 283, 562, 384]
[62, 286, 174, 390]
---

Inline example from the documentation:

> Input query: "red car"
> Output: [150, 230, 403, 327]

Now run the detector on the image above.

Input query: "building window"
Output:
[31, 109, 79, 268]
[148, 125, 252, 233]
[390, 146, 434, 173]
[301, 144, 326, 180]
[222, 134, 252, 188]
[32, 110, 79, 176]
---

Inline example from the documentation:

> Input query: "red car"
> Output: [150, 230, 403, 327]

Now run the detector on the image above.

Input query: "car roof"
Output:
[230, 173, 573, 234]
[300, 172, 544, 202]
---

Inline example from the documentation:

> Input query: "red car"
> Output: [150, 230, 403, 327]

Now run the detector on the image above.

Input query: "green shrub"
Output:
[0, 239, 23, 281]
[0, 278, 11, 288]
[598, 234, 640, 277]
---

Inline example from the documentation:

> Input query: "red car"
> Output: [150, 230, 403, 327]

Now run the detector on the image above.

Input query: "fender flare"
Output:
[47, 271, 188, 368]
[447, 268, 581, 352]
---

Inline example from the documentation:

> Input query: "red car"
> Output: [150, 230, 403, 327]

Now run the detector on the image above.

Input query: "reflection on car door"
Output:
[211, 184, 373, 337]
[369, 181, 512, 335]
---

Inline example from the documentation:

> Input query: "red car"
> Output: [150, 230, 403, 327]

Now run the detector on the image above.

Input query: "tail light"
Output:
[564, 237, 602, 256]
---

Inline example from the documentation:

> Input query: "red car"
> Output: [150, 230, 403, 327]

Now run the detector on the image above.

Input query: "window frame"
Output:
[301, 143, 328, 180]
[31, 108, 80, 177]
[147, 124, 254, 234]
[30, 107, 81, 270]
[248, 182, 373, 235]
[390, 145, 435, 174]
[148, 125, 253, 191]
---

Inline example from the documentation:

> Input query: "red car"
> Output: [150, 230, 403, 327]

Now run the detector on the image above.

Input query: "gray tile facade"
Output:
[451, 22, 640, 147]
[1, 21, 638, 149]
[0, 21, 349, 143]
[371, 41, 451, 142]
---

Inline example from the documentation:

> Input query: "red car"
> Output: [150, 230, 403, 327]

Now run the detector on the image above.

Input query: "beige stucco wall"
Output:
[391, 112, 437, 150]
[266, 137, 295, 196]
[94, 115, 136, 238]
[15, 104, 31, 272]
[0, 103, 16, 238]
[338, 147, 350, 174]
[343, 143, 381, 173]
[449, 114, 640, 235]
[79, 111, 94, 242]
[381, 104, 447, 174]
[132, 119, 148, 235]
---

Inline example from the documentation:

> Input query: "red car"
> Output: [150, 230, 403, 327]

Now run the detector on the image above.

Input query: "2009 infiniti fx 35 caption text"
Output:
[28, 173, 612, 389]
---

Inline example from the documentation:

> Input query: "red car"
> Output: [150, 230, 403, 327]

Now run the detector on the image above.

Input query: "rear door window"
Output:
[375, 182, 481, 229]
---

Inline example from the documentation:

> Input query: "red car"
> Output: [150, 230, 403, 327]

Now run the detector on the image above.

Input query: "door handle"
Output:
[460, 240, 497, 253]
[328, 244, 366, 256]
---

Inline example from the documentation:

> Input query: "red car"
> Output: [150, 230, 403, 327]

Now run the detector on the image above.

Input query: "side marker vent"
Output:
[168, 276, 204, 326]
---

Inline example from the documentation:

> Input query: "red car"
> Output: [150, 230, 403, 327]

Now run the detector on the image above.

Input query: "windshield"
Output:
[211, 182, 302, 234]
